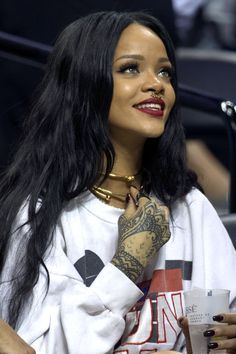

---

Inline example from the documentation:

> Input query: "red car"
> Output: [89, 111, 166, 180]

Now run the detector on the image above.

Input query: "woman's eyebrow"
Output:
[158, 57, 171, 64]
[114, 54, 171, 64]
[114, 54, 144, 62]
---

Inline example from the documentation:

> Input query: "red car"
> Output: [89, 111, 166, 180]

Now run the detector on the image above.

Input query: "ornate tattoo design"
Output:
[111, 249, 143, 283]
[112, 199, 171, 282]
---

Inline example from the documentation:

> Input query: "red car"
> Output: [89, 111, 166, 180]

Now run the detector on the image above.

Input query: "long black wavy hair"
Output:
[0, 11, 198, 328]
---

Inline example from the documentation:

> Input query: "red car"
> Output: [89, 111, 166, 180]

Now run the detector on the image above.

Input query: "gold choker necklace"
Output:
[91, 171, 141, 204]
[91, 185, 126, 203]
[100, 172, 139, 183]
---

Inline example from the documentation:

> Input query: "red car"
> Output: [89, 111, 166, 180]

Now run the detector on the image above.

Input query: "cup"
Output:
[184, 288, 230, 354]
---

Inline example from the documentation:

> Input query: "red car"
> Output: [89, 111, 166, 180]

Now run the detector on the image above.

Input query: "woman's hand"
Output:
[0, 319, 35, 354]
[203, 313, 236, 352]
[111, 186, 171, 282]
[178, 313, 236, 353]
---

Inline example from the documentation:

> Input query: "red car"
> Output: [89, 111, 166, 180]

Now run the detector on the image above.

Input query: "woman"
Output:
[0, 11, 235, 354]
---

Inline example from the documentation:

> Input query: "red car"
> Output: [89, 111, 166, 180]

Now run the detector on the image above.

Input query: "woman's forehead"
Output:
[113, 24, 169, 62]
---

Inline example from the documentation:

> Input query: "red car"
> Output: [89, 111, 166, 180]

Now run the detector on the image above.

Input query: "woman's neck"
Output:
[93, 137, 144, 209]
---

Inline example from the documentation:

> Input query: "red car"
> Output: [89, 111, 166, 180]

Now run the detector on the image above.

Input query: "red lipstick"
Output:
[133, 98, 165, 117]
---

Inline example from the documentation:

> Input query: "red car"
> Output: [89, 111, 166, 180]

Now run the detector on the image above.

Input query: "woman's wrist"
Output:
[111, 250, 144, 283]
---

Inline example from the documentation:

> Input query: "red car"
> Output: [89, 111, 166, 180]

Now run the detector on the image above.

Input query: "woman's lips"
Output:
[134, 106, 164, 117]
[133, 98, 165, 117]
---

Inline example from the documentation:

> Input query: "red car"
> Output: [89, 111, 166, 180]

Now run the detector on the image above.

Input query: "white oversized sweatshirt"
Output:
[0, 188, 236, 354]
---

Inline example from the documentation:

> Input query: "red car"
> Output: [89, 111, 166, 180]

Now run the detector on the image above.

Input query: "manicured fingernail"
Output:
[213, 315, 224, 322]
[125, 193, 131, 205]
[208, 342, 218, 349]
[204, 330, 215, 337]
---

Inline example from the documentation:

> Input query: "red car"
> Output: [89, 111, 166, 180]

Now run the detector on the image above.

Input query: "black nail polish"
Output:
[125, 193, 131, 205]
[208, 342, 218, 349]
[204, 330, 215, 337]
[213, 315, 224, 322]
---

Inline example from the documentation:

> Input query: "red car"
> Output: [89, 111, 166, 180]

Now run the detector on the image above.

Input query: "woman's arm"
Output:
[6, 188, 169, 354]
[0, 320, 35, 354]
[2, 187, 171, 354]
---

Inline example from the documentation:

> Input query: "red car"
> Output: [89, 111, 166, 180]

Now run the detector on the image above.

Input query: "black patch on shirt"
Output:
[74, 250, 104, 286]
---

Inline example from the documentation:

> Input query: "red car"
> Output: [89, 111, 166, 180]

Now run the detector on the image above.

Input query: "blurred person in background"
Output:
[173, 0, 236, 49]
[173, 0, 235, 211]
[203, 0, 236, 50]
[172, 0, 207, 46]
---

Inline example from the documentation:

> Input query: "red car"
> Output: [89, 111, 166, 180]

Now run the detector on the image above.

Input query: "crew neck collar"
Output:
[77, 190, 124, 224]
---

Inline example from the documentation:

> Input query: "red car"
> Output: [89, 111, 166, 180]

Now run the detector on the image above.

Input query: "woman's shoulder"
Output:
[174, 187, 212, 211]
[171, 187, 221, 223]
[184, 186, 210, 205]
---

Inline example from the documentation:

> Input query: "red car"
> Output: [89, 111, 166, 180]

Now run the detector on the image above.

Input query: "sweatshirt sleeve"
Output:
[185, 189, 236, 305]
[16, 237, 143, 354]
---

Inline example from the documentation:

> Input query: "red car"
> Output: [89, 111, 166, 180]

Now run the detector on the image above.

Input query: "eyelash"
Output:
[159, 67, 173, 79]
[118, 62, 173, 79]
[118, 62, 139, 73]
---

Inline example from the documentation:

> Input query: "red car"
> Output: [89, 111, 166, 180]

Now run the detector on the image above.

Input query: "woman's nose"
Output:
[142, 73, 165, 94]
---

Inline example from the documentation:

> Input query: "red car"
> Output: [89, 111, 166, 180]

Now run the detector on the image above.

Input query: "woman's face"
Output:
[109, 23, 176, 143]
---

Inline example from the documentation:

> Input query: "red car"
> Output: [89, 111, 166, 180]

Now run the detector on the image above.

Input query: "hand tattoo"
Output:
[111, 249, 143, 283]
[112, 199, 171, 282]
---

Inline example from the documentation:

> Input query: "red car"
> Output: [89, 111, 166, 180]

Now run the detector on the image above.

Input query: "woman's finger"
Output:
[177, 316, 193, 354]
[208, 324, 236, 339]
[213, 313, 236, 325]
[124, 185, 145, 218]
[129, 186, 154, 208]
[129, 185, 142, 205]
[128, 185, 152, 209]
[124, 192, 137, 218]
[131, 188, 170, 221]
[208, 337, 236, 351]
[135, 190, 150, 203]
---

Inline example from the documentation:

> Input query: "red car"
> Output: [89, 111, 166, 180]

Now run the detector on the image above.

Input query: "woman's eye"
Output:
[158, 67, 173, 80]
[119, 64, 139, 74]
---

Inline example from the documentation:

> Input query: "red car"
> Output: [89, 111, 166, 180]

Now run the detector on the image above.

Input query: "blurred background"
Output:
[0, 0, 236, 214]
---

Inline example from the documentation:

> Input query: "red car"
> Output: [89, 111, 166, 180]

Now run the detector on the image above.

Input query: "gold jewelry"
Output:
[100, 171, 139, 184]
[91, 185, 126, 203]
[92, 171, 141, 204]
[151, 91, 161, 99]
